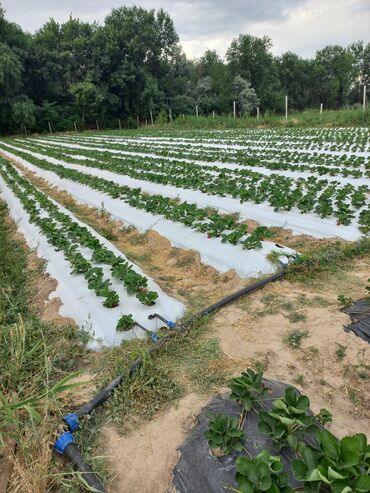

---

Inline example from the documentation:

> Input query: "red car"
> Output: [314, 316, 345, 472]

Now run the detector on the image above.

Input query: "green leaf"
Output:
[317, 429, 340, 460]
[327, 466, 346, 480]
[354, 474, 370, 492]
[292, 459, 309, 481]
[340, 436, 361, 467]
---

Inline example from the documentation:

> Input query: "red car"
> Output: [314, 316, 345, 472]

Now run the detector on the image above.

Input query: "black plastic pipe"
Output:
[58, 269, 286, 491]
[64, 443, 106, 492]
[181, 270, 285, 328]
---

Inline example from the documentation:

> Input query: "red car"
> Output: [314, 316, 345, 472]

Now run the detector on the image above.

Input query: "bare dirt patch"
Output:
[101, 393, 207, 493]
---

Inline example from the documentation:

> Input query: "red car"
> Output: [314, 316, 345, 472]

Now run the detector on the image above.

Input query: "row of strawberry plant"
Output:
[58, 132, 369, 165]
[0, 147, 280, 249]
[204, 368, 370, 492]
[0, 158, 159, 309]
[25, 138, 368, 179]
[10, 141, 370, 229]
[49, 134, 368, 169]
[129, 127, 370, 152]
[58, 127, 370, 152]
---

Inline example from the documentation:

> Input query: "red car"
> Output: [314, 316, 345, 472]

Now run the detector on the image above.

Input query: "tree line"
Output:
[0, 3, 369, 134]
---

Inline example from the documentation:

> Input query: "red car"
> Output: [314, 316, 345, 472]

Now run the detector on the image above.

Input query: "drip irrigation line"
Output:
[54, 268, 286, 492]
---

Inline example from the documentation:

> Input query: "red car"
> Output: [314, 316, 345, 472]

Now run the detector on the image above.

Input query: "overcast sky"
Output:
[2, 0, 370, 59]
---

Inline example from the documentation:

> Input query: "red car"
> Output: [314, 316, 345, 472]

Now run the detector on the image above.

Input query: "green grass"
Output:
[284, 329, 310, 348]
[335, 344, 347, 361]
[0, 200, 90, 492]
[158, 108, 370, 129]
[90, 314, 230, 434]
[286, 237, 370, 284]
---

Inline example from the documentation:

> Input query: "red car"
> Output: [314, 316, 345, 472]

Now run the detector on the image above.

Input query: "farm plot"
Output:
[0, 127, 369, 347]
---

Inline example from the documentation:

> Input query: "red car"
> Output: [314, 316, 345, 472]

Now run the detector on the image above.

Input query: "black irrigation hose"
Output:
[64, 443, 106, 492]
[56, 269, 286, 492]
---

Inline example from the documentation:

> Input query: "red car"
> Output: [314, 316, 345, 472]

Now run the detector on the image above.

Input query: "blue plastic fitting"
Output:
[54, 431, 74, 454]
[150, 332, 159, 342]
[63, 413, 80, 432]
[167, 320, 176, 328]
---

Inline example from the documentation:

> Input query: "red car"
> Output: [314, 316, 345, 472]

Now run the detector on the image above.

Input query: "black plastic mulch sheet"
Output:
[343, 299, 370, 344]
[171, 379, 319, 493]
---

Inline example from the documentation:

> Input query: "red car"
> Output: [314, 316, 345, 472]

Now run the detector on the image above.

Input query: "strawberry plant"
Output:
[292, 430, 370, 492]
[136, 289, 158, 306]
[259, 387, 317, 452]
[204, 412, 245, 456]
[103, 291, 119, 308]
[235, 451, 294, 493]
[116, 314, 135, 332]
[229, 369, 269, 411]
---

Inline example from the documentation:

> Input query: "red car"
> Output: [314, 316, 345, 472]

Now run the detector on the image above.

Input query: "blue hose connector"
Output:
[54, 431, 74, 454]
[150, 332, 159, 342]
[63, 413, 80, 432]
[167, 320, 176, 328]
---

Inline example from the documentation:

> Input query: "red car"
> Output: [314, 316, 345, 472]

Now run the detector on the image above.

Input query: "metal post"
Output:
[233, 100, 236, 118]
[118, 119, 121, 130]
[96, 120, 99, 131]
[257, 107, 260, 120]
[285, 95, 288, 122]
[196, 105, 198, 118]
[137, 115, 139, 127]
[169, 108, 172, 123]
[74, 121, 77, 133]
[320, 103, 323, 114]
[150, 110, 154, 126]
[145, 119, 148, 126]
[363, 85, 367, 112]
[23, 125, 27, 137]
[48, 121, 52, 134]
[212, 110, 215, 119]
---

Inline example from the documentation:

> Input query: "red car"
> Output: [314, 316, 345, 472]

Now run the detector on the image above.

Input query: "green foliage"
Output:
[337, 294, 354, 308]
[70, 81, 104, 125]
[116, 314, 135, 332]
[235, 451, 294, 493]
[0, 4, 368, 135]
[284, 329, 310, 348]
[259, 387, 317, 451]
[292, 430, 370, 492]
[316, 408, 333, 425]
[229, 369, 269, 411]
[204, 412, 245, 456]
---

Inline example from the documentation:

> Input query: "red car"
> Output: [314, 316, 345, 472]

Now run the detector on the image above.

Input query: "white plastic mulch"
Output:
[0, 172, 185, 349]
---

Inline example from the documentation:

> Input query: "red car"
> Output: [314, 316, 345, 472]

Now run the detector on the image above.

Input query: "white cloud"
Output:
[2, 0, 369, 58]
[248, 0, 370, 57]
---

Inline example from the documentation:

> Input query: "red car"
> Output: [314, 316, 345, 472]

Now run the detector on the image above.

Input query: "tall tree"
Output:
[233, 75, 259, 114]
[226, 34, 283, 111]
[311, 45, 354, 108]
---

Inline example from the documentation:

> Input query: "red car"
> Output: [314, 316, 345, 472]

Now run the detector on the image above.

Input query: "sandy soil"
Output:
[101, 393, 207, 493]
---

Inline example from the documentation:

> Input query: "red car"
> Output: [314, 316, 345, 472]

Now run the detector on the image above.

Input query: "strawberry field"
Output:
[0, 127, 369, 348]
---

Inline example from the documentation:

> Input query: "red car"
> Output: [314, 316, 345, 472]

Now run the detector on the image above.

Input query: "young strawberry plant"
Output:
[229, 369, 269, 411]
[258, 387, 317, 452]
[235, 451, 294, 493]
[116, 314, 135, 332]
[103, 290, 119, 308]
[204, 412, 245, 456]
